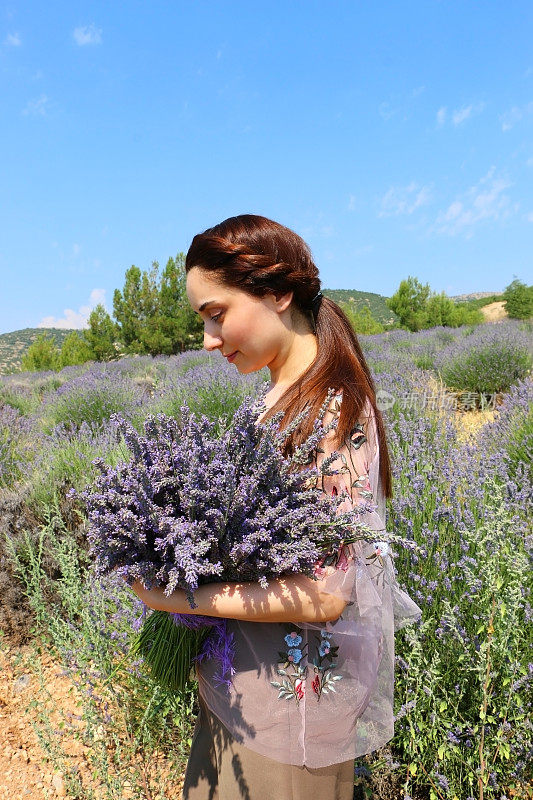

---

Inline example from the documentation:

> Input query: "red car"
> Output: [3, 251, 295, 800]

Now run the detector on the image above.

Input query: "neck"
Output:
[267, 330, 318, 396]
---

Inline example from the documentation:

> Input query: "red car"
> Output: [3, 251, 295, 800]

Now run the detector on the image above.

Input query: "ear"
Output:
[272, 290, 294, 314]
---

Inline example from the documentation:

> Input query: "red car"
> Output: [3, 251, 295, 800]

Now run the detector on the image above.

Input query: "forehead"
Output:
[186, 267, 241, 310]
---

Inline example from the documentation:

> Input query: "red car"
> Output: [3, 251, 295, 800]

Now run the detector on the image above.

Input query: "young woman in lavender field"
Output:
[128, 214, 421, 800]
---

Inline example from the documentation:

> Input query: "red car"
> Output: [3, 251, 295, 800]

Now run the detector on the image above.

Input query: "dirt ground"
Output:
[0, 640, 86, 799]
[480, 301, 508, 321]
[0, 640, 185, 799]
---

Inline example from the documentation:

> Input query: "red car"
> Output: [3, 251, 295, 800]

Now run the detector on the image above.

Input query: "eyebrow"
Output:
[197, 300, 219, 313]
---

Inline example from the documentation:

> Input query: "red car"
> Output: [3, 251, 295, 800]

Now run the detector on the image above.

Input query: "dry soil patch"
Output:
[480, 301, 508, 321]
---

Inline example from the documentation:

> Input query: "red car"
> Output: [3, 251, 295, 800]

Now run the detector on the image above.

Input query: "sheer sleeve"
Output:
[309, 392, 421, 630]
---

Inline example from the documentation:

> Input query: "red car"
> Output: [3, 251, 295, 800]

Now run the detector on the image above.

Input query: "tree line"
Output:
[22, 254, 203, 372]
[21, 256, 532, 372]
[385, 276, 532, 332]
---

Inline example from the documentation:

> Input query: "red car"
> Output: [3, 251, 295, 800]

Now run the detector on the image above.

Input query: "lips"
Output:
[224, 351, 238, 362]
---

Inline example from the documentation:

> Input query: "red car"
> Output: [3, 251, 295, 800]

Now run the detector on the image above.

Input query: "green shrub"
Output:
[21, 331, 60, 372]
[504, 279, 533, 320]
[435, 326, 532, 394]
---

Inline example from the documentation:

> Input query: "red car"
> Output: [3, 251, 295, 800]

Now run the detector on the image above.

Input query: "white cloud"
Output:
[435, 168, 513, 236]
[72, 243, 81, 256]
[4, 32, 21, 46]
[437, 102, 484, 128]
[379, 182, 432, 217]
[73, 24, 102, 46]
[501, 102, 533, 131]
[452, 102, 485, 126]
[38, 289, 107, 330]
[452, 105, 473, 125]
[526, 212, 533, 223]
[22, 93, 49, 116]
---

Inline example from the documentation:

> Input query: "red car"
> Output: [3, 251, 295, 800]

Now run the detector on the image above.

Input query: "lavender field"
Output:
[0, 319, 531, 800]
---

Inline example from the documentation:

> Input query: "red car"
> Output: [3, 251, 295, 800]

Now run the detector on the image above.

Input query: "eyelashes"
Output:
[210, 312, 223, 322]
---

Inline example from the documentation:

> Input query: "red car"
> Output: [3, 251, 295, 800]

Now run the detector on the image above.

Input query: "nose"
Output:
[203, 328, 223, 351]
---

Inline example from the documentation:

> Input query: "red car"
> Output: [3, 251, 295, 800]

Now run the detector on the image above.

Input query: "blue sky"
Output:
[1, 0, 532, 334]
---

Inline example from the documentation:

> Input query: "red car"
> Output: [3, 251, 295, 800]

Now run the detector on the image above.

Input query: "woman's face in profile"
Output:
[186, 266, 293, 375]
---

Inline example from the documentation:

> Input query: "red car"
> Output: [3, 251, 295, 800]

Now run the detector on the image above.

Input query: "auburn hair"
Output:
[185, 214, 392, 498]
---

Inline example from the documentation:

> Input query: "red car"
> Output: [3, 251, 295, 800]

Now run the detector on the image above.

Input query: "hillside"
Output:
[323, 289, 399, 326]
[450, 291, 503, 303]
[0, 328, 77, 375]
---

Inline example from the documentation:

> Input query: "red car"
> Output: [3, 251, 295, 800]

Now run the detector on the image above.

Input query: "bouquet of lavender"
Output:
[77, 388, 390, 693]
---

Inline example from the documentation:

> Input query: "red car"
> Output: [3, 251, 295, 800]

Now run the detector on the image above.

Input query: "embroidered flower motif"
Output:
[271, 624, 343, 703]
[284, 632, 302, 648]
[271, 624, 308, 706]
[373, 541, 390, 558]
[312, 630, 343, 700]
[287, 648, 303, 664]
[319, 640, 331, 657]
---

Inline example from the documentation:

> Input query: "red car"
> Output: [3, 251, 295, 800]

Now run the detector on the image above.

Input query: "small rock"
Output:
[93, 723, 106, 742]
[52, 772, 66, 797]
[13, 674, 31, 691]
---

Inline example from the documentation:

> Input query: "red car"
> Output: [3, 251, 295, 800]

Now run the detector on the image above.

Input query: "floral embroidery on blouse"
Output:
[270, 625, 343, 704]
[311, 630, 343, 699]
[308, 394, 375, 508]
[270, 625, 309, 705]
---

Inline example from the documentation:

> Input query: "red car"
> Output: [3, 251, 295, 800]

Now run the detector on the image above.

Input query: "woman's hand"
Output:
[127, 579, 193, 614]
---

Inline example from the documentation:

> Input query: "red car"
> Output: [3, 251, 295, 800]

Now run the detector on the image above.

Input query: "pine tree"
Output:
[58, 331, 94, 367]
[21, 331, 59, 372]
[113, 266, 144, 352]
[339, 302, 384, 334]
[158, 254, 203, 352]
[83, 304, 119, 362]
[386, 276, 431, 331]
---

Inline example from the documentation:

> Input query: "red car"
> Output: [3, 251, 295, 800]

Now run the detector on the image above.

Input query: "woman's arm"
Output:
[129, 570, 347, 624]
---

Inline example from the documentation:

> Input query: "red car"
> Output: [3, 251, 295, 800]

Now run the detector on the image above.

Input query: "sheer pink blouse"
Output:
[195, 393, 422, 768]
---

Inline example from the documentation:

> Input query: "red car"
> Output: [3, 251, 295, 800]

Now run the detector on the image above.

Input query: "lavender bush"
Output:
[0, 403, 42, 488]
[433, 320, 532, 395]
[479, 377, 533, 484]
[376, 371, 532, 799]
[1, 329, 531, 797]
[37, 367, 148, 434]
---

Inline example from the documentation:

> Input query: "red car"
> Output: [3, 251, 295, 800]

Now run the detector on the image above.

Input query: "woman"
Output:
[129, 214, 421, 799]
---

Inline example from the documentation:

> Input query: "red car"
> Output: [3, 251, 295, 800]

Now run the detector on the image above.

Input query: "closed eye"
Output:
[210, 312, 223, 322]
